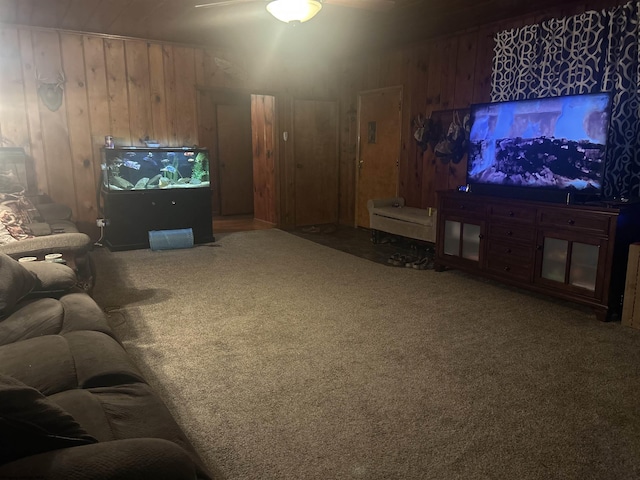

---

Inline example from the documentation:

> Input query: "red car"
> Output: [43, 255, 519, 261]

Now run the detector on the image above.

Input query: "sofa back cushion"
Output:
[0, 253, 36, 318]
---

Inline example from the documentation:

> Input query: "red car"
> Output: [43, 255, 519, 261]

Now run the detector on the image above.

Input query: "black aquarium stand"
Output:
[101, 187, 214, 251]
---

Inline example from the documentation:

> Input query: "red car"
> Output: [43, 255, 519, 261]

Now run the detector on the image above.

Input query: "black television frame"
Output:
[465, 91, 613, 205]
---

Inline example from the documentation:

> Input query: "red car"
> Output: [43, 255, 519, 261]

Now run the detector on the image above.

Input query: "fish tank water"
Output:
[102, 147, 210, 191]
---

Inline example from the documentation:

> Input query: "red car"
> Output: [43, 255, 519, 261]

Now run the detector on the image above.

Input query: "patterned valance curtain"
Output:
[491, 1, 639, 199]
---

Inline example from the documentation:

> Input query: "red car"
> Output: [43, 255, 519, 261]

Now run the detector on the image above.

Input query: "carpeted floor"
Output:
[92, 229, 640, 480]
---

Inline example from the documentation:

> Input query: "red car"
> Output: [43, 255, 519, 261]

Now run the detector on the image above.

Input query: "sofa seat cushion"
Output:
[372, 205, 436, 226]
[35, 202, 73, 222]
[51, 383, 191, 442]
[50, 383, 210, 476]
[0, 331, 144, 395]
[22, 222, 52, 236]
[0, 437, 207, 480]
[48, 220, 79, 234]
[0, 293, 113, 346]
[0, 253, 36, 318]
[0, 298, 65, 346]
[0, 374, 97, 466]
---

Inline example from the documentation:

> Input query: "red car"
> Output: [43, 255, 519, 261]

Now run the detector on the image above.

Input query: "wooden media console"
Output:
[434, 191, 640, 321]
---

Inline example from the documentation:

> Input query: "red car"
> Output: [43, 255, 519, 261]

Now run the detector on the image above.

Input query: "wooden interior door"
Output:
[217, 101, 253, 215]
[197, 89, 253, 216]
[356, 87, 403, 228]
[293, 99, 339, 226]
[251, 94, 278, 224]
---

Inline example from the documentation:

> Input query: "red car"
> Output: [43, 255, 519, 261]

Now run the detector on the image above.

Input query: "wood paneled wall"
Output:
[0, 25, 337, 235]
[336, 0, 628, 225]
[1, 0, 626, 234]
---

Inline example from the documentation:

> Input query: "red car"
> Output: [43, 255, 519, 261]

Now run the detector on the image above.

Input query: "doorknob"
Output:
[358, 159, 364, 170]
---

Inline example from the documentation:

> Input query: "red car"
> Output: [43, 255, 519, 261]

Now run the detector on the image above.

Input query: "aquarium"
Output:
[102, 147, 210, 191]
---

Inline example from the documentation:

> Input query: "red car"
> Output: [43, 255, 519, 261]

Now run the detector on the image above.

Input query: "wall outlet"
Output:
[96, 218, 108, 227]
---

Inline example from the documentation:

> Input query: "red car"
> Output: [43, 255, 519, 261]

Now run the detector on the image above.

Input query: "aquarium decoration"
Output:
[102, 147, 210, 191]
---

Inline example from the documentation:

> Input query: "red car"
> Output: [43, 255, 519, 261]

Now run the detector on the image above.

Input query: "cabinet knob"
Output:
[505, 248, 511, 253]
[504, 266, 511, 272]
[506, 230, 513, 236]
[458, 204, 465, 209]
[536, 244, 543, 250]
[478, 234, 484, 239]
[567, 219, 575, 225]
[172, 201, 176, 205]
[509, 211, 515, 217]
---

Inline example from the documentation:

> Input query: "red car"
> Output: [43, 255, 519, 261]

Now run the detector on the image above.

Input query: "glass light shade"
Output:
[266, 0, 322, 23]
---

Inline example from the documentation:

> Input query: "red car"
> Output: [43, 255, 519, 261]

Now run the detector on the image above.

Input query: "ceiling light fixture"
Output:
[266, 0, 323, 23]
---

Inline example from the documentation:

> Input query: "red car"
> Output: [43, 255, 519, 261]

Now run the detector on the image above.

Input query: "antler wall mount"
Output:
[35, 69, 66, 112]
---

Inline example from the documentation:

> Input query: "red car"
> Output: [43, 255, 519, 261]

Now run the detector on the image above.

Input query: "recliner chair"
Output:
[0, 148, 94, 291]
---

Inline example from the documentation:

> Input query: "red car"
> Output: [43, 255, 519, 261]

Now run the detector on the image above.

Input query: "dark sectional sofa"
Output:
[0, 253, 212, 479]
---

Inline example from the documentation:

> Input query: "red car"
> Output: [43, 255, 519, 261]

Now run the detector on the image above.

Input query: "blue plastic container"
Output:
[148, 228, 194, 251]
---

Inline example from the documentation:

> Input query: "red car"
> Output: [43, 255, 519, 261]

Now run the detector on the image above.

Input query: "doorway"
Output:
[198, 89, 254, 217]
[197, 89, 278, 227]
[355, 86, 403, 228]
[197, 89, 340, 231]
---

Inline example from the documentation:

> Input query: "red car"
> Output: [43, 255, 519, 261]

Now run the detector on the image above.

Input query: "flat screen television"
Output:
[466, 92, 612, 203]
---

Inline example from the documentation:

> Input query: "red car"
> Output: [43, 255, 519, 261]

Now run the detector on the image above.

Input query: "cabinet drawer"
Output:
[486, 256, 532, 282]
[488, 223, 536, 243]
[487, 239, 534, 262]
[441, 196, 485, 215]
[538, 209, 611, 233]
[488, 203, 536, 223]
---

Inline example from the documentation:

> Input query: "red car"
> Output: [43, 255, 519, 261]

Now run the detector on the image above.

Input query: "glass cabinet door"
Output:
[443, 220, 461, 256]
[443, 220, 482, 263]
[539, 235, 600, 293]
[462, 224, 481, 261]
[541, 237, 568, 283]
[569, 243, 599, 291]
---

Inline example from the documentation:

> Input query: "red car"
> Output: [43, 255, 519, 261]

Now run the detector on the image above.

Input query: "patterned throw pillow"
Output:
[0, 193, 39, 241]
[0, 223, 17, 246]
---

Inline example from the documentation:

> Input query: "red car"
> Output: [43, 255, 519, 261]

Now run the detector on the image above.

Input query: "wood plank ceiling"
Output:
[0, 0, 620, 57]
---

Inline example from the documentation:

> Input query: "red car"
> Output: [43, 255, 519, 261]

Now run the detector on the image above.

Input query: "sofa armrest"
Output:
[366, 197, 405, 213]
[0, 438, 211, 480]
[0, 233, 92, 258]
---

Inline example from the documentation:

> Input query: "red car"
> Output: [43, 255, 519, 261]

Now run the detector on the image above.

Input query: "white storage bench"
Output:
[367, 197, 437, 244]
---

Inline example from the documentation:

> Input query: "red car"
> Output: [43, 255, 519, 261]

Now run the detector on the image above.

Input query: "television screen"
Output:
[466, 92, 612, 197]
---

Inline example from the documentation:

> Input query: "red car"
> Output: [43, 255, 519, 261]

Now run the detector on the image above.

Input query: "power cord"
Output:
[94, 224, 104, 247]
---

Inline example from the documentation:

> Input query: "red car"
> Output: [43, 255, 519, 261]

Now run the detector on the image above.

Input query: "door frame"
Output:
[354, 85, 403, 228]
[196, 86, 281, 224]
